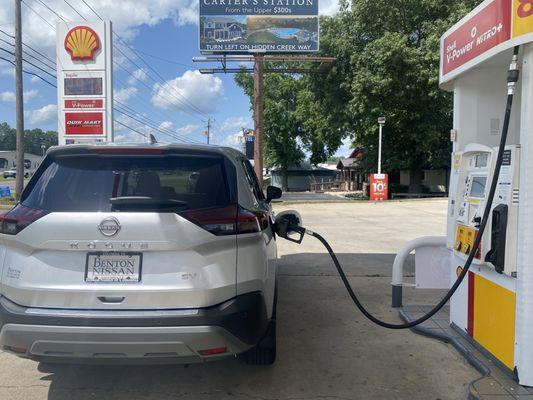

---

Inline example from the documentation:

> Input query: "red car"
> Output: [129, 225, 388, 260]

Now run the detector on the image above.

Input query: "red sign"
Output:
[443, 0, 512, 76]
[65, 99, 103, 109]
[370, 174, 389, 201]
[65, 112, 104, 135]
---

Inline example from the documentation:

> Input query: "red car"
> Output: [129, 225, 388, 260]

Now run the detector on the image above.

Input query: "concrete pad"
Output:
[0, 200, 481, 399]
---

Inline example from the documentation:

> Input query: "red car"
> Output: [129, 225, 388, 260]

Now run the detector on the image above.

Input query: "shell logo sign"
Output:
[441, 0, 533, 84]
[514, 0, 533, 37]
[64, 26, 101, 61]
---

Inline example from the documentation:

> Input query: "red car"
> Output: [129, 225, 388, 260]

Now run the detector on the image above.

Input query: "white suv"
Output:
[0, 143, 282, 365]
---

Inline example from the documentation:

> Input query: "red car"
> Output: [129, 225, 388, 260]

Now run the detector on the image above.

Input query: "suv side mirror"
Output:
[266, 186, 282, 203]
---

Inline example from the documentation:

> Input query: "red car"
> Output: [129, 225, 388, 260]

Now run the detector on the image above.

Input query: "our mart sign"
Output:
[440, 0, 533, 84]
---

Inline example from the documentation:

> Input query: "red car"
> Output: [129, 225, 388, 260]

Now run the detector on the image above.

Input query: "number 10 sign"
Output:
[370, 174, 389, 201]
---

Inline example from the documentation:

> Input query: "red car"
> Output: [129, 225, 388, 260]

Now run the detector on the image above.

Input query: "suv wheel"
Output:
[244, 285, 277, 366]
[244, 319, 276, 365]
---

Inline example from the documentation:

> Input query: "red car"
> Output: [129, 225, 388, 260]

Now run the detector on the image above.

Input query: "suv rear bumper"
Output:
[0, 292, 268, 363]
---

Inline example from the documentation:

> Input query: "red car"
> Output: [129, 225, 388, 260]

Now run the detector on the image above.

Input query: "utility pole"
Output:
[206, 118, 211, 145]
[14, 0, 24, 200]
[253, 54, 264, 185]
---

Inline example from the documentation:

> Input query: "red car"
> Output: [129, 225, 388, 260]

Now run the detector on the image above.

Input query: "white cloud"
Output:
[128, 68, 149, 85]
[157, 121, 199, 138]
[1, 90, 39, 103]
[320, 0, 341, 16]
[0, 67, 15, 78]
[151, 70, 223, 114]
[177, 124, 199, 135]
[114, 113, 151, 143]
[220, 132, 243, 149]
[159, 121, 173, 131]
[0, 92, 15, 102]
[221, 116, 252, 132]
[216, 116, 253, 149]
[114, 87, 138, 103]
[25, 104, 57, 124]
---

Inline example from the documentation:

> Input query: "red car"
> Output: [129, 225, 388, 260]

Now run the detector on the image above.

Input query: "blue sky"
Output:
[0, 0, 349, 154]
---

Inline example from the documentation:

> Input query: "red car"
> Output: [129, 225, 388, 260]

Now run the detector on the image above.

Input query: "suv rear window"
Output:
[22, 153, 231, 212]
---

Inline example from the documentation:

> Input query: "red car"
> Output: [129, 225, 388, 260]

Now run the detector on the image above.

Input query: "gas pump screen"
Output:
[470, 176, 487, 198]
[475, 154, 489, 168]
[64, 78, 103, 96]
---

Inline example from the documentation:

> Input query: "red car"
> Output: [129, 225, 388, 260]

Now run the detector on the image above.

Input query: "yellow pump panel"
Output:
[473, 274, 516, 370]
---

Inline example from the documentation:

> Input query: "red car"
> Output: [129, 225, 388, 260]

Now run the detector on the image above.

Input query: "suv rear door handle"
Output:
[98, 296, 125, 304]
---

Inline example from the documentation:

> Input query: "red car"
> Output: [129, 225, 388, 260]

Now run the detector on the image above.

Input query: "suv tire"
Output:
[244, 284, 277, 365]
[244, 318, 276, 365]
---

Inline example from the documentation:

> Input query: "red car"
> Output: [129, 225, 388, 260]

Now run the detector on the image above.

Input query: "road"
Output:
[0, 199, 479, 400]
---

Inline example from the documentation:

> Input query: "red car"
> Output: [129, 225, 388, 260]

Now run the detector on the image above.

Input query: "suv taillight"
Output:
[0, 205, 49, 235]
[181, 205, 268, 236]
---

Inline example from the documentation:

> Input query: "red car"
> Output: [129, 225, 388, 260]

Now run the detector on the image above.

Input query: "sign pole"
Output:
[14, 0, 24, 200]
[253, 54, 264, 186]
[378, 123, 383, 175]
[377, 117, 386, 176]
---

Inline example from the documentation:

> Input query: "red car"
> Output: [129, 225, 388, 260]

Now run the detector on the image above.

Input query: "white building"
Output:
[0, 151, 43, 172]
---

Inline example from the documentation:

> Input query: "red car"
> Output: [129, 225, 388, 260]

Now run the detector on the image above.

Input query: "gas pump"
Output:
[439, 0, 533, 383]
[453, 144, 520, 276]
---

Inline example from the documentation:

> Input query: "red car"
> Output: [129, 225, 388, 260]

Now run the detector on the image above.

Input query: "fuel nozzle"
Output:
[274, 212, 306, 244]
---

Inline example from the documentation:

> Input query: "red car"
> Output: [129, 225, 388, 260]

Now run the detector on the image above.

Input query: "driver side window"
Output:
[241, 160, 264, 202]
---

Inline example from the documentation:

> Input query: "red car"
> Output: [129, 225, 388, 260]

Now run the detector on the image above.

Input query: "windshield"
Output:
[21, 154, 231, 212]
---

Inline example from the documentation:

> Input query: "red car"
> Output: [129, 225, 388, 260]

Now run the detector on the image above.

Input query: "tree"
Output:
[0, 122, 58, 155]
[338, 0, 482, 191]
[236, 70, 305, 190]
[235, 0, 483, 192]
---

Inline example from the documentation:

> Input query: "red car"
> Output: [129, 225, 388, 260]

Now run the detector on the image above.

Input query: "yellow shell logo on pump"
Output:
[64, 26, 101, 61]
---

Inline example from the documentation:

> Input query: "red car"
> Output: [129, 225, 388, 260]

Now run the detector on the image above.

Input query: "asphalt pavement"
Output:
[0, 200, 480, 400]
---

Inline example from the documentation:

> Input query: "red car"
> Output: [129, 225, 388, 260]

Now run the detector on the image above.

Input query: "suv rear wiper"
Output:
[110, 196, 188, 208]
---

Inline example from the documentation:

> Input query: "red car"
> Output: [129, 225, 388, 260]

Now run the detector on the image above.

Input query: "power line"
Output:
[80, 0, 104, 20]
[0, 47, 56, 80]
[36, 0, 212, 124]
[113, 119, 149, 140]
[113, 73, 200, 140]
[35, 0, 67, 22]
[135, 49, 195, 69]
[79, 0, 211, 118]
[114, 99, 199, 142]
[0, 56, 57, 88]
[63, 0, 87, 21]
[114, 105, 203, 144]
[113, 44, 208, 120]
[21, 0, 56, 31]
[0, 37, 57, 72]
[11, 1, 209, 144]
[0, 29, 57, 69]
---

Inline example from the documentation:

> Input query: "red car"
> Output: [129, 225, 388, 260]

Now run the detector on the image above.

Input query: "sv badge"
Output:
[181, 273, 198, 280]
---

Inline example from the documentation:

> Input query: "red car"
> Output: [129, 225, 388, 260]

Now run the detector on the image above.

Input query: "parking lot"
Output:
[0, 200, 480, 400]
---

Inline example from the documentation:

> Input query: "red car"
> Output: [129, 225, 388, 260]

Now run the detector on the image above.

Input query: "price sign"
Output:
[370, 174, 389, 201]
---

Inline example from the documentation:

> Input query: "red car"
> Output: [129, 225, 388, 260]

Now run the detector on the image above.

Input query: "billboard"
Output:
[199, 0, 319, 53]
[56, 21, 114, 145]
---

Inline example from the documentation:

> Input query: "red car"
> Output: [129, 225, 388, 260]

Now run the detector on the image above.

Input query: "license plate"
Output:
[85, 252, 142, 283]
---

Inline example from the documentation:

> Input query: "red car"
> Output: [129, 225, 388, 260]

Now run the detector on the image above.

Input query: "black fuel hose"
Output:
[290, 46, 521, 330]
